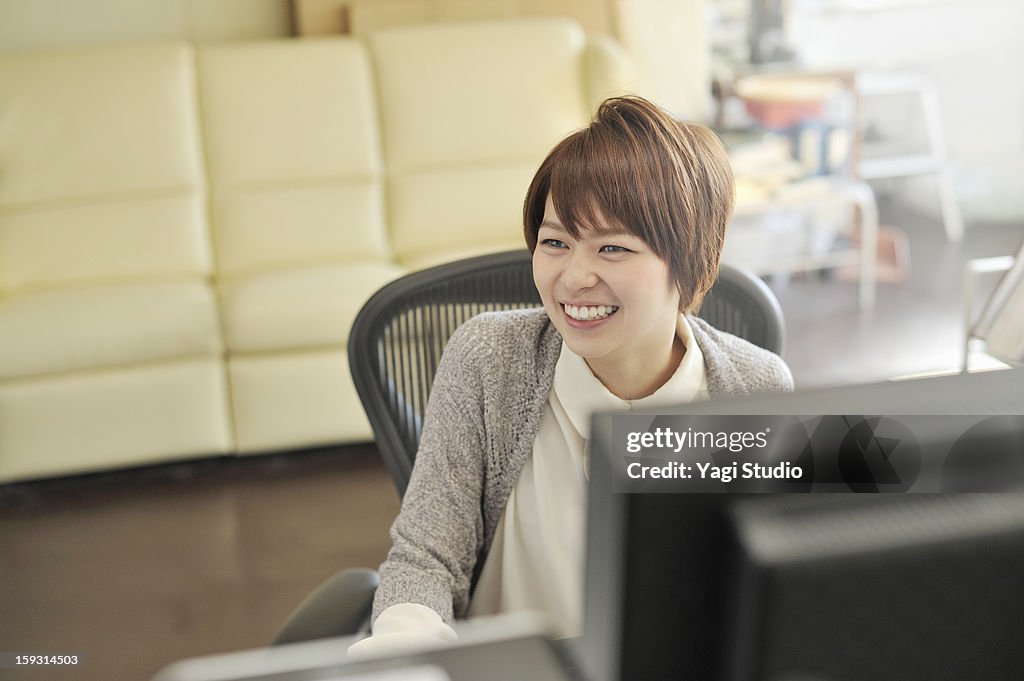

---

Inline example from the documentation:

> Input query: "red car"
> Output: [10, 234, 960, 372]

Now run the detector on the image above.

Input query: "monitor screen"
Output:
[581, 368, 1024, 681]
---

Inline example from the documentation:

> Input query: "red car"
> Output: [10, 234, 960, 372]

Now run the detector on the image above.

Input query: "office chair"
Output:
[273, 249, 786, 645]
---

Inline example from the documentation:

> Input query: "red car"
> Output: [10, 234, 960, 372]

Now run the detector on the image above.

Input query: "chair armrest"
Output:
[272, 568, 380, 645]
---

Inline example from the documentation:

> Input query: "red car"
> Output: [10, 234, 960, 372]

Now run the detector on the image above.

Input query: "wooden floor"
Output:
[771, 211, 1022, 387]
[0, 446, 399, 681]
[0, 207, 1020, 681]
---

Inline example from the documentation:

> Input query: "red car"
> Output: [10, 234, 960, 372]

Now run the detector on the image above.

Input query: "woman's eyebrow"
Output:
[539, 220, 565, 231]
[540, 220, 635, 240]
[595, 228, 632, 237]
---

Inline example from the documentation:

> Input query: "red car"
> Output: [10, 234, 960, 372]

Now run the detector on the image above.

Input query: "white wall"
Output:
[791, 0, 1024, 224]
[0, 0, 292, 51]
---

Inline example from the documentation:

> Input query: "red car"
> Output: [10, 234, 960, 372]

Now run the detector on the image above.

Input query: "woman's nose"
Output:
[562, 252, 599, 290]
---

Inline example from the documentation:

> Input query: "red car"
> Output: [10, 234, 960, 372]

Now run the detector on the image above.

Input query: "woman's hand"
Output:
[347, 603, 458, 661]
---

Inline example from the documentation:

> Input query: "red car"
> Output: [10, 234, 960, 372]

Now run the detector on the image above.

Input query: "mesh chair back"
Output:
[348, 249, 785, 495]
[700, 263, 786, 358]
[348, 251, 542, 493]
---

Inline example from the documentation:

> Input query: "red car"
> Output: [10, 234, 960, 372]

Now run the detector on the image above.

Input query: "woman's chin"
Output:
[560, 336, 611, 362]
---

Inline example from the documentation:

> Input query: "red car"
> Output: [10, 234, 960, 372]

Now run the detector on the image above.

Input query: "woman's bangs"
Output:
[547, 135, 639, 240]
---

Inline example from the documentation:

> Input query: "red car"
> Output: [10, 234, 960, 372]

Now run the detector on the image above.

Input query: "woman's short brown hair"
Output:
[523, 96, 734, 312]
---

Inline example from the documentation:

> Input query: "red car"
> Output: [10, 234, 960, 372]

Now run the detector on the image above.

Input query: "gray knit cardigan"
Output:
[372, 308, 793, 624]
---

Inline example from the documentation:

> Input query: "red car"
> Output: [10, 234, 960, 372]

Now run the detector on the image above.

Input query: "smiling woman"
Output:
[348, 96, 794, 659]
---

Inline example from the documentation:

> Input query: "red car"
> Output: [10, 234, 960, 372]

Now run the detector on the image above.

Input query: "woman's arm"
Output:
[371, 319, 492, 625]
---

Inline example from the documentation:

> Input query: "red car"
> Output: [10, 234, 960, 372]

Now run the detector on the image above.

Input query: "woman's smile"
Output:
[561, 302, 620, 325]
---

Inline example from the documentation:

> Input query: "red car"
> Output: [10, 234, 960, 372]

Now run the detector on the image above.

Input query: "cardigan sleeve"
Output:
[371, 318, 491, 626]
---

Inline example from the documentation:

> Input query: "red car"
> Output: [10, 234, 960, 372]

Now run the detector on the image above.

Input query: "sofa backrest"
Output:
[0, 23, 630, 292]
[196, 39, 391, 281]
[368, 18, 631, 269]
[0, 44, 210, 294]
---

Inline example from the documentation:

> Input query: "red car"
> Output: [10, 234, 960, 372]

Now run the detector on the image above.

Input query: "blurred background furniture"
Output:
[855, 71, 964, 242]
[274, 250, 788, 643]
[718, 70, 880, 310]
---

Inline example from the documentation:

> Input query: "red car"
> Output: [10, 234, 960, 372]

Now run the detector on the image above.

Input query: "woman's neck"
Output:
[586, 334, 685, 401]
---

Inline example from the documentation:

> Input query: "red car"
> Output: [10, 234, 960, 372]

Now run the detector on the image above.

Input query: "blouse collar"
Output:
[552, 314, 708, 440]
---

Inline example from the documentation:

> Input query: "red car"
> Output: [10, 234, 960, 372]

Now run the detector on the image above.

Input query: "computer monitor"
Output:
[581, 368, 1024, 681]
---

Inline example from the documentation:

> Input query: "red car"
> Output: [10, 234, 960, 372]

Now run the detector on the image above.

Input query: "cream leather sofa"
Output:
[0, 19, 631, 482]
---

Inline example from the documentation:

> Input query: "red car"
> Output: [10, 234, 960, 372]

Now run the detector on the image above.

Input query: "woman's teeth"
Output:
[564, 304, 619, 321]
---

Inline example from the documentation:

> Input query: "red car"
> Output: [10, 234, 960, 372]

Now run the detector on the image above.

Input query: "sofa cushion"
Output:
[0, 358, 232, 482]
[228, 351, 372, 453]
[0, 44, 209, 292]
[371, 19, 590, 172]
[0, 282, 221, 381]
[198, 39, 380, 189]
[197, 39, 390, 277]
[0, 196, 210, 292]
[0, 44, 203, 207]
[210, 183, 388, 277]
[388, 164, 541, 270]
[369, 19, 595, 267]
[218, 263, 404, 353]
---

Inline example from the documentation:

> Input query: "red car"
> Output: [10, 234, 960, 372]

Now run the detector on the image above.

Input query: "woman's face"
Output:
[532, 195, 682, 371]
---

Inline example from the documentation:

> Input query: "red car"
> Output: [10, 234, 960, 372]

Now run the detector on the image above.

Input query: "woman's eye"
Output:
[600, 245, 631, 254]
[541, 238, 568, 249]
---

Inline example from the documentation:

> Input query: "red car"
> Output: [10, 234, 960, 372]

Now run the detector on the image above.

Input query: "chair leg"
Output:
[920, 81, 964, 242]
[936, 168, 965, 242]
